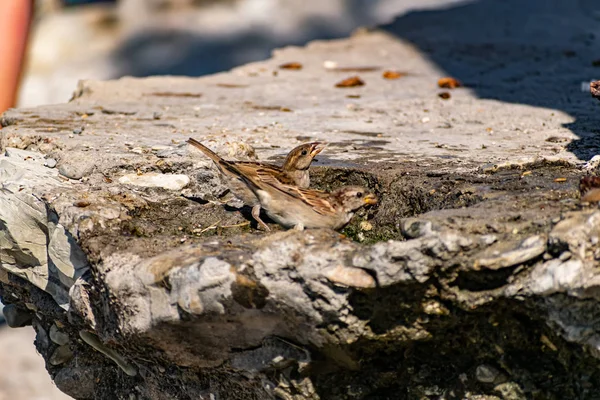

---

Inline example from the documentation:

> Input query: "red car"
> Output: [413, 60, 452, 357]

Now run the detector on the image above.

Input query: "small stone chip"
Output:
[50, 324, 70, 346]
[323, 265, 375, 288]
[44, 158, 57, 168]
[475, 364, 500, 383]
[50, 345, 73, 366]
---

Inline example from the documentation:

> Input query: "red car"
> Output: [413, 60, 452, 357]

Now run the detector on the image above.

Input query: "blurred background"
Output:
[2, 0, 435, 398]
[16, 0, 446, 108]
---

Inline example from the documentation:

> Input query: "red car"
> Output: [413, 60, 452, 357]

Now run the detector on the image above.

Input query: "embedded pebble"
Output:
[401, 219, 434, 239]
[54, 367, 96, 398]
[50, 344, 74, 365]
[118, 173, 190, 191]
[476, 364, 500, 383]
[59, 162, 91, 180]
[44, 158, 57, 168]
[50, 323, 70, 345]
[323, 265, 376, 288]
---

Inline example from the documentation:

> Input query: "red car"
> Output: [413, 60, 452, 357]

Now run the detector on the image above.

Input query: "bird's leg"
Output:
[294, 223, 305, 231]
[251, 204, 271, 231]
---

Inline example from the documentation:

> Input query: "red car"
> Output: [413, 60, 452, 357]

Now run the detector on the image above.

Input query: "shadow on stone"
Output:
[379, 0, 600, 161]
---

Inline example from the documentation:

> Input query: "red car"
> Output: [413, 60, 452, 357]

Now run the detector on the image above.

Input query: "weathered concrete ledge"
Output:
[2, 3, 600, 398]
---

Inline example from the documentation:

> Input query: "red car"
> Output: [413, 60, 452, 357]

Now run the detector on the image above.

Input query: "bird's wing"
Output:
[234, 162, 297, 185]
[255, 170, 336, 215]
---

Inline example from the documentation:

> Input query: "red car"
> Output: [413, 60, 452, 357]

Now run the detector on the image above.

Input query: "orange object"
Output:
[382, 70, 406, 80]
[0, 1, 34, 114]
[335, 76, 364, 88]
[437, 77, 462, 89]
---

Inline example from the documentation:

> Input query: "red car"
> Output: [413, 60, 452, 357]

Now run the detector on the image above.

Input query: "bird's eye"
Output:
[356, 192, 363, 198]
[301, 150, 308, 156]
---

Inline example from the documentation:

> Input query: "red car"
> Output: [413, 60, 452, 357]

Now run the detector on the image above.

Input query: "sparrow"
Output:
[187, 139, 378, 231]
[580, 176, 600, 203]
[188, 138, 326, 230]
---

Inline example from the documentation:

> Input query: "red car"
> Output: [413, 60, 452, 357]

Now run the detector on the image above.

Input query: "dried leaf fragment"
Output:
[279, 62, 303, 70]
[438, 77, 462, 89]
[335, 76, 364, 88]
[382, 70, 406, 79]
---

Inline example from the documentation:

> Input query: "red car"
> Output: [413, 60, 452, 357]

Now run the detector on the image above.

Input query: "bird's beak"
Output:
[310, 142, 327, 157]
[364, 193, 378, 205]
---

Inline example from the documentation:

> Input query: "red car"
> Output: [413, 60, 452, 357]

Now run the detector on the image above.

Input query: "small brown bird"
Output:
[188, 138, 326, 230]
[580, 176, 600, 203]
[187, 139, 377, 231]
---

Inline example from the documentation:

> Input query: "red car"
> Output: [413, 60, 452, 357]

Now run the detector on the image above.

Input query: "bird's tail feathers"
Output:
[187, 138, 225, 165]
[187, 137, 263, 193]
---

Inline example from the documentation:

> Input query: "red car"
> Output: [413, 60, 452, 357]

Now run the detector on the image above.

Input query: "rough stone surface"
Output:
[118, 172, 191, 191]
[0, 148, 90, 309]
[2, 1, 600, 399]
